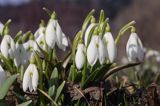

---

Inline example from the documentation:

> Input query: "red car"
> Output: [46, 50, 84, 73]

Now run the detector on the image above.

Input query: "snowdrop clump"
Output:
[0, 9, 148, 105]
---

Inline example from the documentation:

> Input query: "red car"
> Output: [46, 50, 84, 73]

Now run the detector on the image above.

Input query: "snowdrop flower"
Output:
[103, 32, 117, 63]
[84, 23, 96, 45]
[0, 65, 6, 86]
[87, 35, 106, 66]
[45, 18, 68, 50]
[126, 33, 144, 62]
[1, 35, 16, 58]
[14, 43, 28, 67]
[75, 43, 85, 69]
[23, 64, 39, 92]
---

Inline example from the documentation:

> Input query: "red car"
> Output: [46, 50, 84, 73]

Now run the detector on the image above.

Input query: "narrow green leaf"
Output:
[50, 67, 58, 87]
[55, 81, 65, 102]
[48, 85, 55, 97]
[17, 100, 32, 106]
[0, 74, 18, 100]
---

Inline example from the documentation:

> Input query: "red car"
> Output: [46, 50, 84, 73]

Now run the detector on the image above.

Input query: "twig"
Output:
[74, 86, 91, 106]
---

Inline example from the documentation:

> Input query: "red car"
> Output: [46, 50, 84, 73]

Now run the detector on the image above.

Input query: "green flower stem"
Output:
[20, 65, 24, 81]
[82, 9, 95, 32]
[97, 10, 105, 33]
[115, 21, 136, 44]
[81, 56, 87, 88]
[99, 18, 109, 38]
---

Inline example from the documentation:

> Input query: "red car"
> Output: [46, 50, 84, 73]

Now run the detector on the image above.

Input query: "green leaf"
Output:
[55, 81, 65, 102]
[50, 67, 58, 87]
[48, 67, 59, 97]
[17, 100, 32, 106]
[0, 74, 18, 100]
[0, 54, 13, 73]
[48, 85, 55, 97]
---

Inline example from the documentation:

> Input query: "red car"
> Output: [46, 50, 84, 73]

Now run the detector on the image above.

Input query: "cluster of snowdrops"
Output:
[0, 9, 145, 105]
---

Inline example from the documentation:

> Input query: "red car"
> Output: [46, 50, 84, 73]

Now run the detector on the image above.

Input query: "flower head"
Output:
[75, 43, 85, 69]
[23, 64, 39, 92]
[45, 18, 68, 50]
[1, 35, 16, 58]
[126, 33, 144, 62]
[87, 35, 106, 66]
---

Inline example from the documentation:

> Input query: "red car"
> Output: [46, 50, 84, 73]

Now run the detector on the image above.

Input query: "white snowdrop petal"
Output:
[1, 37, 9, 58]
[56, 22, 63, 47]
[84, 23, 96, 45]
[32, 65, 39, 91]
[87, 36, 98, 66]
[103, 32, 117, 63]
[23, 66, 31, 92]
[75, 44, 85, 69]
[98, 38, 106, 64]
[45, 19, 57, 49]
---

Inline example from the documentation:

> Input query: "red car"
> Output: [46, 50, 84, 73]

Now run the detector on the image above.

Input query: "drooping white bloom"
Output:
[45, 19, 68, 50]
[103, 32, 117, 63]
[1, 35, 16, 58]
[23, 64, 39, 92]
[126, 33, 144, 62]
[0, 65, 6, 86]
[87, 36, 106, 66]
[75, 44, 85, 69]
[14, 43, 28, 67]
[84, 23, 96, 45]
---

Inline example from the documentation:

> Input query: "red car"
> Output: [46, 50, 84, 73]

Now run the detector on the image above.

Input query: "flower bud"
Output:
[75, 44, 85, 69]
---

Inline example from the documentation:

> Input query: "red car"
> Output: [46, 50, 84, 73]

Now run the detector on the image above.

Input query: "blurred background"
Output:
[0, 0, 160, 61]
